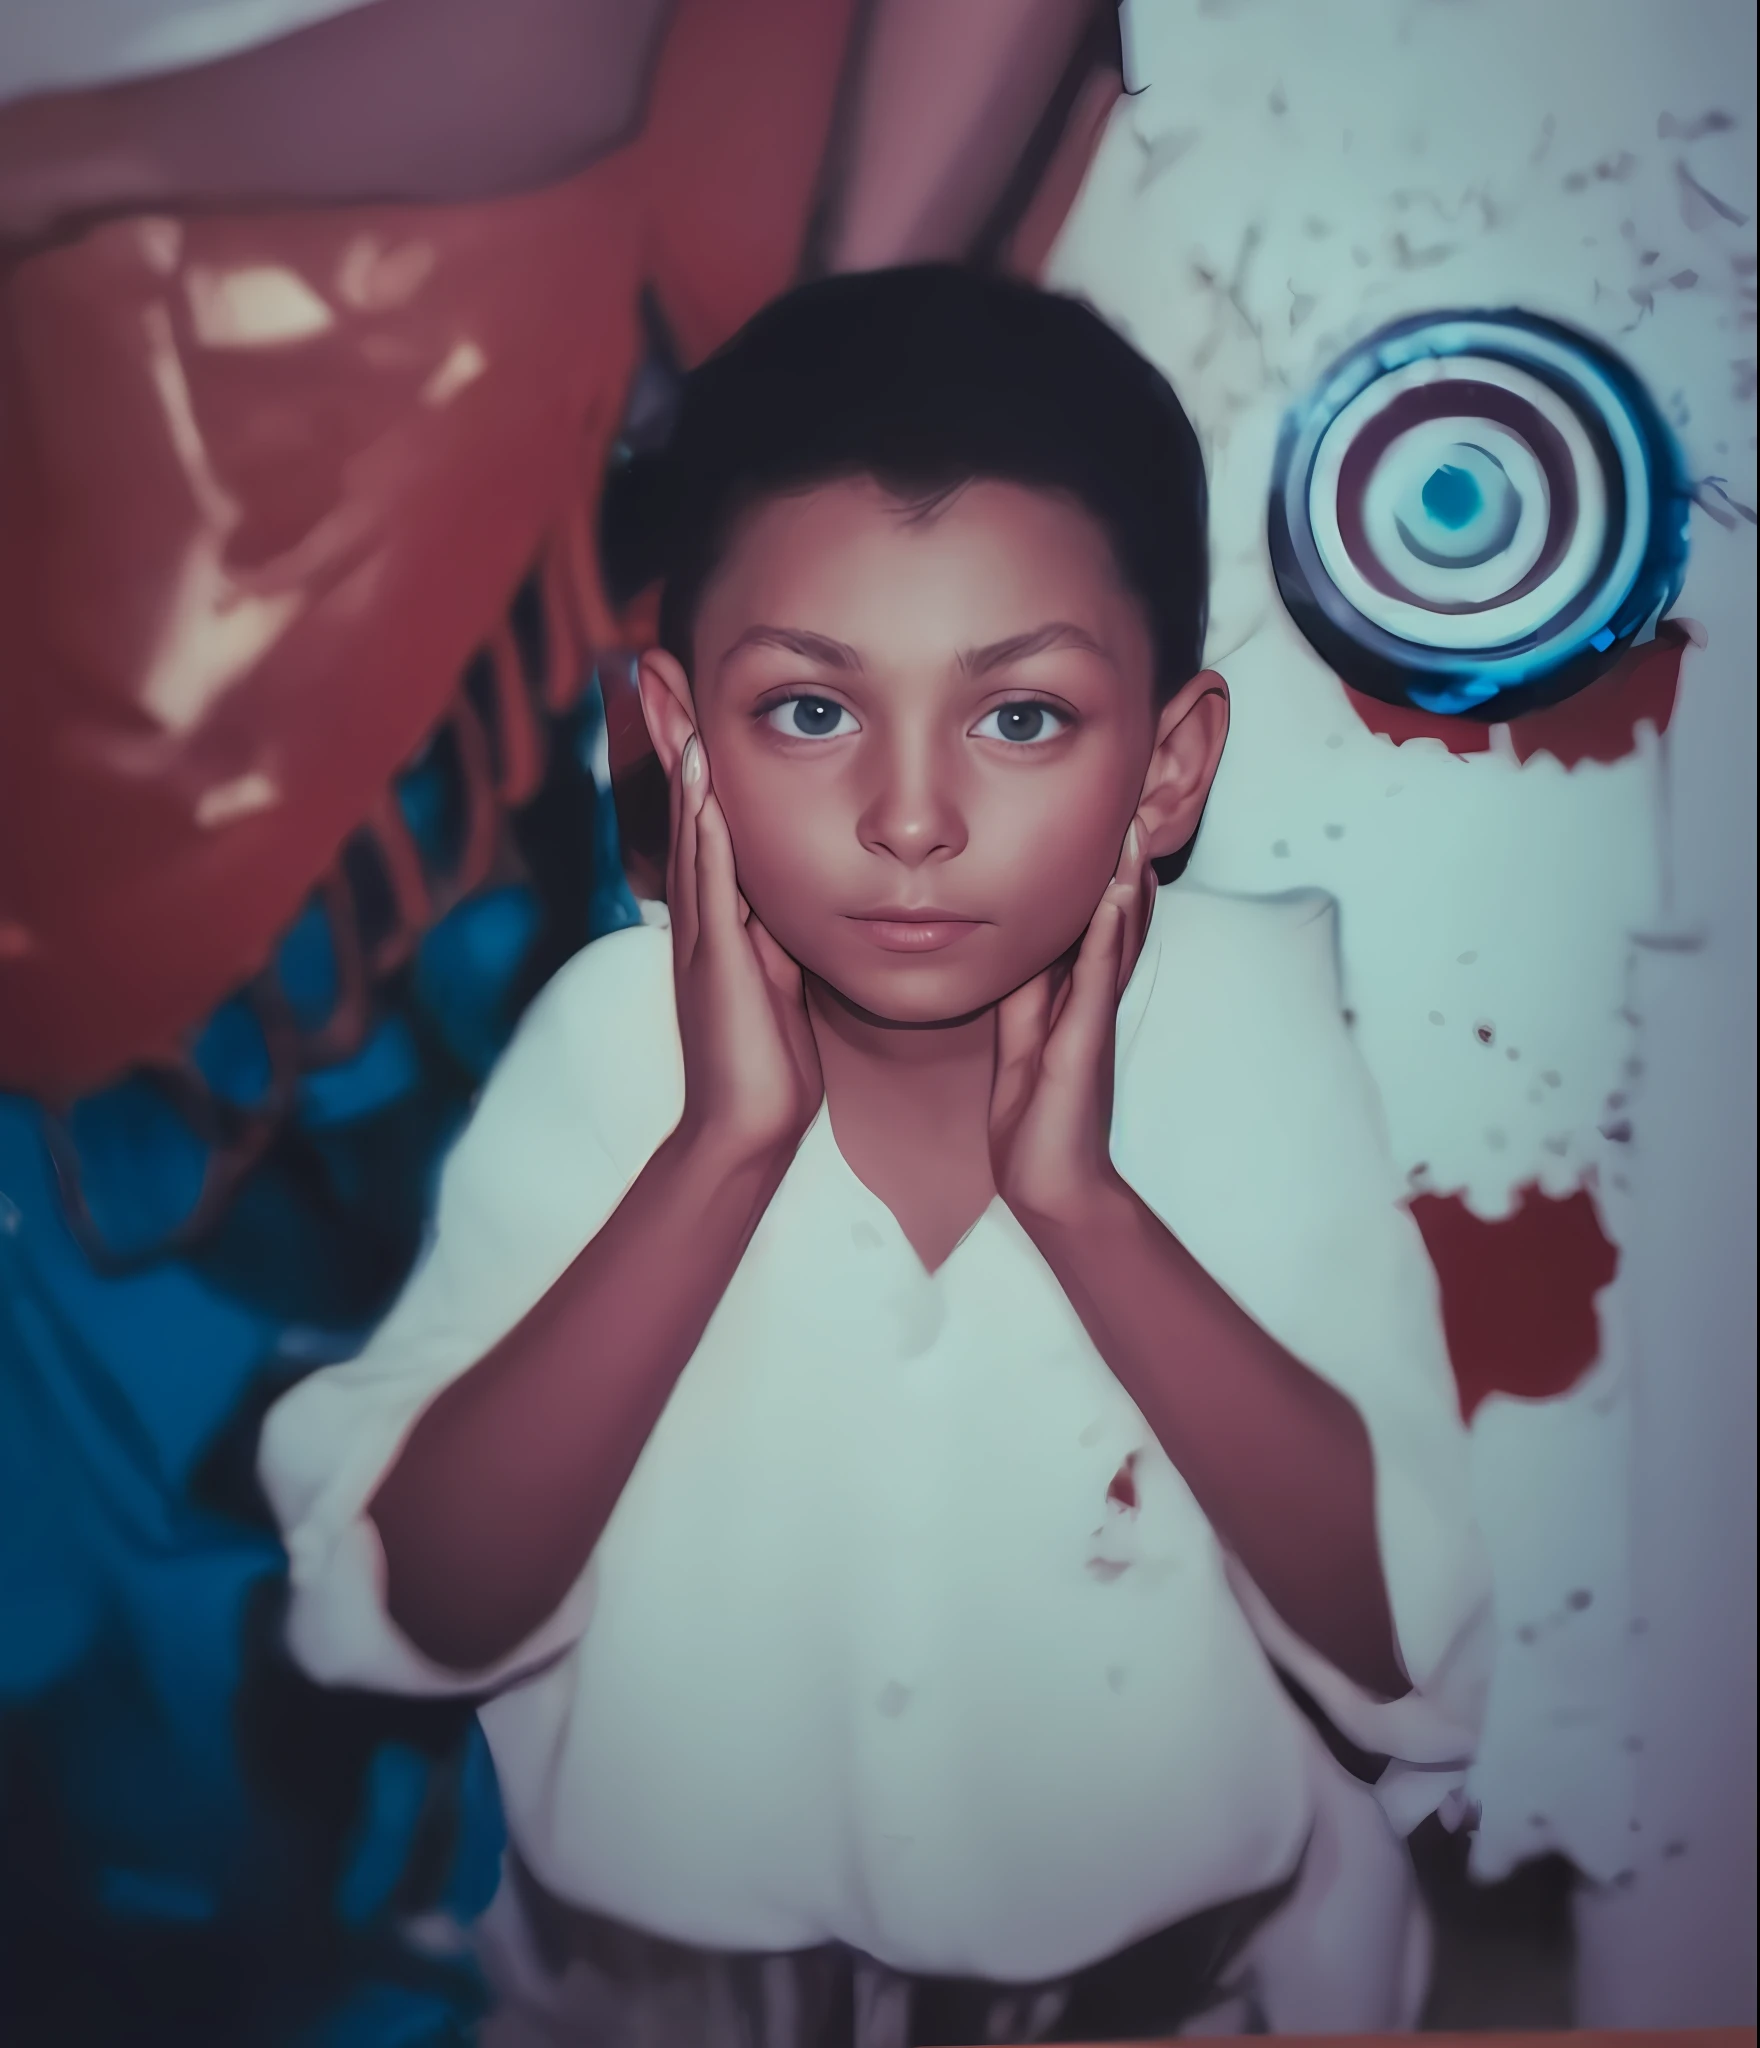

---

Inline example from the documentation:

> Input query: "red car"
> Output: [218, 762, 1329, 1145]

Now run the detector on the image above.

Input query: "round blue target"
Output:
[1268, 310, 1690, 719]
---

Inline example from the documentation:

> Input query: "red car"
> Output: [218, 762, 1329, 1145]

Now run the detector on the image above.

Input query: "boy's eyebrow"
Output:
[960, 622, 1112, 674]
[718, 619, 1111, 678]
[720, 626, 863, 672]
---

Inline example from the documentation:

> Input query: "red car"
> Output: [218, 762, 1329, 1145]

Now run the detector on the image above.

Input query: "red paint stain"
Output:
[1408, 1182, 1620, 1422]
[1344, 620, 1696, 769]
[1106, 1453, 1141, 1512]
[1345, 690, 1493, 756]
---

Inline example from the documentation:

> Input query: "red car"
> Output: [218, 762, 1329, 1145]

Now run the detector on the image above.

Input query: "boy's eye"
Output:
[972, 701, 1068, 745]
[764, 694, 860, 739]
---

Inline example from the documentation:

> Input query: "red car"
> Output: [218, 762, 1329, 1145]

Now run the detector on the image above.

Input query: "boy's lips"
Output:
[846, 910, 987, 954]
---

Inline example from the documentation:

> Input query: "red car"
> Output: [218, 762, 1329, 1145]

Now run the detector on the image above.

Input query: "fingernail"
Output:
[1125, 821, 1140, 866]
[682, 735, 701, 786]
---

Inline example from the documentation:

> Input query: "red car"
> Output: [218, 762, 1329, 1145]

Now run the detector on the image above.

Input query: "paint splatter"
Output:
[1408, 1181, 1620, 1421]
[1390, 232, 1456, 269]
[1658, 110, 1737, 142]
[1694, 478, 1758, 528]
[1345, 690, 1495, 757]
[1676, 160, 1750, 229]
[1134, 125, 1201, 192]
[1106, 1454, 1141, 1512]
[1342, 619, 1695, 768]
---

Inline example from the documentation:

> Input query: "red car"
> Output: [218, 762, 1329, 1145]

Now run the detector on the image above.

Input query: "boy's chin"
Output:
[813, 962, 1007, 1031]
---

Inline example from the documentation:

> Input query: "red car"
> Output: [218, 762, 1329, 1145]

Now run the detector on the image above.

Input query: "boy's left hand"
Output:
[988, 819, 1157, 1228]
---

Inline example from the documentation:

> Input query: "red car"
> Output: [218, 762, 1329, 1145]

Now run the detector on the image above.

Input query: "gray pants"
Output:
[475, 1724, 1435, 2044]
[474, 1854, 1292, 2048]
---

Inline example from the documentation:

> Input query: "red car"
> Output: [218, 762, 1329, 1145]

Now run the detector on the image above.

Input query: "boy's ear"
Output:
[1137, 670, 1230, 860]
[635, 647, 698, 779]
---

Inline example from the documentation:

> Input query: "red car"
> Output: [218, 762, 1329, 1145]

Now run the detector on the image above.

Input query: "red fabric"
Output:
[0, 0, 857, 1097]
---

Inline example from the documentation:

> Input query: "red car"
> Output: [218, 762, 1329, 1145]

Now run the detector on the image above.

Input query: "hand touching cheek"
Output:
[667, 734, 824, 1169]
[987, 816, 1158, 1226]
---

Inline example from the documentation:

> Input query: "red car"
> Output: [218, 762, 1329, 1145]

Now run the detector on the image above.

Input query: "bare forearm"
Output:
[814, 0, 1108, 273]
[1022, 1176, 1409, 1700]
[370, 1121, 787, 1674]
[0, 0, 669, 248]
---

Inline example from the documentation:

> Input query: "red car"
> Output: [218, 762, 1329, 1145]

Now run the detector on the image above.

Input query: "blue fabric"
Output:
[0, 673, 636, 2042]
[278, 902, 343, 1035]
[192, 997, 277, 1110]
[0, 1098, 493, 2045]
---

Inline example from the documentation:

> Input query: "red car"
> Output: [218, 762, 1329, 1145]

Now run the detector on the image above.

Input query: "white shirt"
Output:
[259, 882, 1491, 1982]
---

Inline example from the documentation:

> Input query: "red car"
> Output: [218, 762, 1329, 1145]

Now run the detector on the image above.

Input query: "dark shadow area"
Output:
[1413, 1816, 1577, 2030]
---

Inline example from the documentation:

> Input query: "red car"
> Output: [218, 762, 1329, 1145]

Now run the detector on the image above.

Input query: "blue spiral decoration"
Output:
[1269, 310, 1691, 719]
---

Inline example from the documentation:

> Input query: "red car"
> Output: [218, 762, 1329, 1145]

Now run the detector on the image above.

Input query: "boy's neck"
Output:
[805, 975, 996, 1109]
[804, 976, 999, 1273]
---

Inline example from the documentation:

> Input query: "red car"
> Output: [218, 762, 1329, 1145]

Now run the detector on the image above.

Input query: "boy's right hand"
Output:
[667, 734, 824, 1167]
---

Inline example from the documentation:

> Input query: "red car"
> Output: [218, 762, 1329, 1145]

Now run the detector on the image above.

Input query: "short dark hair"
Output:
[616, 266, 1208, 704]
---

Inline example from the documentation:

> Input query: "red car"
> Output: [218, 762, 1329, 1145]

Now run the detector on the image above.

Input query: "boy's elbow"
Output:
[369, 1489, 532, 1678]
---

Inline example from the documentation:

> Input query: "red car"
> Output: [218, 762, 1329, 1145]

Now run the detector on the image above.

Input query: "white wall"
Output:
[1057, 0, 1756, 2021]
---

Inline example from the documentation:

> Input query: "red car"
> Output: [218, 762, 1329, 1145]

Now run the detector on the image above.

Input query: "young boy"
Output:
[260, 268, 1489, 2045]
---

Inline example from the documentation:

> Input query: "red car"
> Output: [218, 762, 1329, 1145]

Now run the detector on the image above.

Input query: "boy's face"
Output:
[649, 475, 1225, 1025]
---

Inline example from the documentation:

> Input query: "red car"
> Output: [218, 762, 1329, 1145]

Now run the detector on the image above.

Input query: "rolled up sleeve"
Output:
[258, 924, 679, 1697]
[1118, 887, 1493, 1827]
[1218, 1181, 1495, 1831]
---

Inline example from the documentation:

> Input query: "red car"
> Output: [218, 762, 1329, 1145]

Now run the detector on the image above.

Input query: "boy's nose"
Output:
[854, 735, 968, 867]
